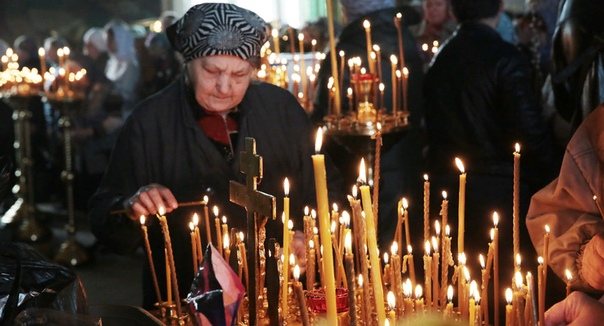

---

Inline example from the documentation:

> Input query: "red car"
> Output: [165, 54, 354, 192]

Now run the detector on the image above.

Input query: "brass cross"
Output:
[229, 137, 276, 326]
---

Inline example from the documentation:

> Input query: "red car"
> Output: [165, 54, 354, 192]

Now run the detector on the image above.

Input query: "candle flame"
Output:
[193, 213, 199, 226]
[415, 284, 423, 299]
[158, 206, 165, 216]
[271, 28, 278, 38]
[459, 252, 467, 265]
[341, 211, 351, 226]
[387, 291, 396, 310]
[407, 244, 413, 254]
[545, 224, 550, 234]
[352, 185, 358, 198]
[289, 253, 296, 266]
[63, 47, 70, 56]
[288, 219, 293, 230]
[57, 48, 64, 57]
[363, 20, 371, 30]
[538, 256, 543, 264]
[383, 252, 389, 264]
[470, 280, 479, 299]
[298, 33, 304, 41]
[372, 44, 380, 52]
[424, 240, 431, 255]
[311, 209, 317, 219]
[360, 67, 367, 74]
[139, 215, 146, 225]
[515, 143, 521, 153]
[347, 87, 353, 97]
[391, 241, 399, 255]
[239, 231, 245, 242]
[515, 271, 523, 288]
[423, 174, 429, 181]
[358, 158, 367, 183]
[377, 122, 382, 131]
[38, 47, 45, 56]
[445, 224, 451, 236]
[402, 197, 409, 209]
[447, 285, 454, 302]
[379, 83, 385, 92]
[396, 12, 402, 20]
[331, 220, 337, 233]
[431, 236, 439, 252]
[435, 220, 441, 235]
[492, 211, 499, 226]
[515, 254, 522, 267]
[403, 278, 412, 297]
[189, 221, 194, 231]
[390, 54, 398, 65]
[203, 195, 209, 204]
[463, 266, 471, 281]
[332, 203, 339, 212]
[565, 269, 573, 281]
[223, 233, 230, 248]
[314, 128, 323, 153]
[283, 177, 290, 196]
[304, 206, 310, 216]
[395, 69, 401, 78]
[338, 50, 344, 57]
[505, 288, 513, 304]
[479, 254, 485, 269]
[358, 274, 364, 287]
[344, 230, 352, 253]
[313, 226, 318, 235]
[212, 205, 219, 217]
[370, 51, 376, 60]
[309, 239, 314, 249]
[490, 228, 495, 241]
[455, 157, 465, 173]
[442, 190, 447, 199]
[222, 216, 227, 224]
[402, 67, 409, 77]
[294, 264, 300, 281]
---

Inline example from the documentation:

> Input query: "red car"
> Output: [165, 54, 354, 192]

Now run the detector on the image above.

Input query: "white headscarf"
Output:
[83, 27, 107, 53]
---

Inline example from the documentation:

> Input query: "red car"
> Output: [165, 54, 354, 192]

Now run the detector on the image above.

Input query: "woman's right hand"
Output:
[124, 183, 178, 220]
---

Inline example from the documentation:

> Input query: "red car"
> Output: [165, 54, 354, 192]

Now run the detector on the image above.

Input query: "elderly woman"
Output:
[88, 3, 341, 308]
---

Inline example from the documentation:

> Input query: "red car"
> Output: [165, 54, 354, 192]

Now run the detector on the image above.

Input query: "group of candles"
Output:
[0, 46, 87, 100]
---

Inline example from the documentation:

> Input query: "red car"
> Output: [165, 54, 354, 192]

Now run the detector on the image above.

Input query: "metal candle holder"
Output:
[46, 94, 89, 267]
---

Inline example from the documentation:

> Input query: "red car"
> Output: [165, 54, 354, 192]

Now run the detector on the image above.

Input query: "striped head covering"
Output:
[167, 3, 268, 62]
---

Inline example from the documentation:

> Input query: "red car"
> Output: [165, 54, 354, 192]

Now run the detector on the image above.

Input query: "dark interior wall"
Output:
[0, 0, 161, 50]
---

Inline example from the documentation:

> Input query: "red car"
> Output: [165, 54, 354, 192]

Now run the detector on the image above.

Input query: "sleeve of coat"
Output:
[526, 144, 604, 292]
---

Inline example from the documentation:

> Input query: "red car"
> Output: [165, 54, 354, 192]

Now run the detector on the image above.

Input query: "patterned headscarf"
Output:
[167, 3, 268, 62]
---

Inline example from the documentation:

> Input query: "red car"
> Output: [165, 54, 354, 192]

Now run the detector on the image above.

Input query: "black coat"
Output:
[88, 75, 342, 307]
[424, 22, 555, 187]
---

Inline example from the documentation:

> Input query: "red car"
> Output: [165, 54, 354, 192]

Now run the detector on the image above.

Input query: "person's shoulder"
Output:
[129, 77, 183, 120]
[247, 81, 297, 101]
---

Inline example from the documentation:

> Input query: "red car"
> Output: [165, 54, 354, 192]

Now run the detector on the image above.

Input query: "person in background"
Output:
[82, 27, 109, 82]
[104, 19, 140, 118]
[13, 35, 40, 70]
[89, 3, 342, 308]
[42, 36, 69, 68]
[409, 0, 456, 66]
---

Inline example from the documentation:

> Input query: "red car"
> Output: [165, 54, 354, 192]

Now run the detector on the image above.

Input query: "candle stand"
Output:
[46, 94, 89, 267]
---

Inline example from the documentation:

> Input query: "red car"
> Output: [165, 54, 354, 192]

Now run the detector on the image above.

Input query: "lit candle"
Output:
[311, 128, 337, 324]
[513, 143, 521, 266]
[537, 257, 544, 325]
[543, 224, 550, 292]
[358, 157, 386, 325]
[62, 47, 70, 67]
[223, 233, 231, 262]
[272, 28, 280, 56]
[444, 285, 454, 319]
[193, 213, 202, 265]
[293, 265, 311, 326]
[384, 252, 392, 287]
[423, 174, 430, 243]
[505, 288, 513, 326]
[469, 280, 478, 326]
[387, 291, 397, 325]
[189, 222, 198, 273]
[525, 272, 535, 326]
[415, 284, 425, 313]
[440, 192, 449, 303]
[325, 0, 341, 115]
[344, 231, 358, 326]
[57, 48, 64, 68]
[202, 196, 212, 248]
[458, 252, 467, 316]
[402, 67, 409, 112]
[391, 241, 403, 313]
[213, 206, 223, 255]
[307, 239, 316, 289]
[373, 44, 382, 85]
[424, 240, 432, 309]
[221, 216, 228, 251]
[281, 178, 291, 320]
[393, 12, 406, 77]
[455, 157, 466, 254]
[390, 55, 398, 113]
[379, 83, 385, 110]
[402, 199, 416, 285]
[238, 232, 249, 288]
[165, 248, 172, 306]
[362, 20, 374, 74]
[441, 224, 452, 305]
[140, 216, 162, 305]
[432, 236, 440, 309]
[157, 207, 181, 316]
[298, 33, 307, 101]
[403, 279, 414, 316]
[493, 213, 501, 326]
[565, 269, 573, 297]
[347, 87, 354, 111]
[38, 47, 46, 78]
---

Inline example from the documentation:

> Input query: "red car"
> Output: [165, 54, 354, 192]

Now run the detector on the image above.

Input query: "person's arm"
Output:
[545, 291, 604, 326]
[526, 140, 604, 292]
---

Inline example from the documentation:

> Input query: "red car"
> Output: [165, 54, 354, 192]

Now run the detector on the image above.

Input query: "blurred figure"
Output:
[104, 19, 140, 118]
[409, 0, 456, 65]
[13, 35, 40, 69]
[140, 32, 182, 97]
[82, 27, 109, 81]
[42, 36, 69, 68]
[0, 39, 9, 55]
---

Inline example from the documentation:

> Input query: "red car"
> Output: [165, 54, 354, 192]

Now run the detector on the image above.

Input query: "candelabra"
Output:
[0, 92, 51, 243]
[46, 94, 89, 267]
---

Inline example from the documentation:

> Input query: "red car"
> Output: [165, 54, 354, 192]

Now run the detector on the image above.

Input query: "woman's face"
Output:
[187, 55, 253, 114]
[424, 0, 449, 27]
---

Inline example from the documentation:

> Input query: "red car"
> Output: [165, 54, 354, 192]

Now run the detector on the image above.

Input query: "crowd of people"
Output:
[2, 0, 604, 324]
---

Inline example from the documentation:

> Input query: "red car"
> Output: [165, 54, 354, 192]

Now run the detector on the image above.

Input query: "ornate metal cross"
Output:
[229, 137, 276, 326]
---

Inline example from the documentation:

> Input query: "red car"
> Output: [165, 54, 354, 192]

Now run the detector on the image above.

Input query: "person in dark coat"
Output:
[424, 0, 556, 283]
[88, 3, 342, 309]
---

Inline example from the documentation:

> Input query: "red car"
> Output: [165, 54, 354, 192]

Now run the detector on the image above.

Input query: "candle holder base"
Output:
[15, 210, 52, 243]
[54, 236, 89, 267]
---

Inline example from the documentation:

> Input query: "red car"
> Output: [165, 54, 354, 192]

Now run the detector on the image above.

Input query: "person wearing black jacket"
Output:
[423, 0, 557, 275]
[88, 3, 342, 308]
